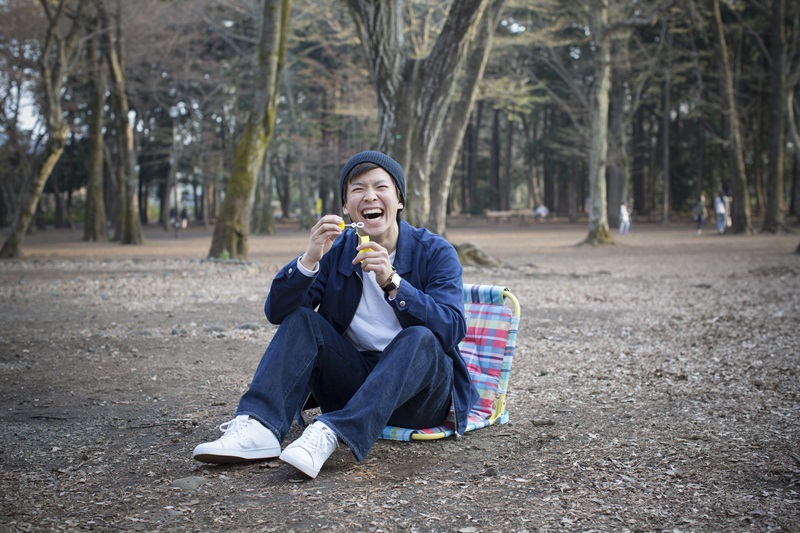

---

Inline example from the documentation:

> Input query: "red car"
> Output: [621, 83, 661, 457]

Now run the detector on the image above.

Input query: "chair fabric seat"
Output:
[381, 284, 520, 441]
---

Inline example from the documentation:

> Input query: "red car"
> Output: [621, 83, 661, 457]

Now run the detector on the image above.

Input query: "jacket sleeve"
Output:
[390, 240, 466, 353]
[264, 255, 327, 324]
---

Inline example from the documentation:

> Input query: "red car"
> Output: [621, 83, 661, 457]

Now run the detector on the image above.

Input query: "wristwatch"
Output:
[381, 271, 401, 293]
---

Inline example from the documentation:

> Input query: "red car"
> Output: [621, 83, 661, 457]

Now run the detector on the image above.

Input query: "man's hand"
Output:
[354, 239, 394, 288]
[300, 215, 343, 271]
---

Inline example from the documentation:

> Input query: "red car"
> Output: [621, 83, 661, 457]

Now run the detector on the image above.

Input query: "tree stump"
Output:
[454, 242, 503, 267]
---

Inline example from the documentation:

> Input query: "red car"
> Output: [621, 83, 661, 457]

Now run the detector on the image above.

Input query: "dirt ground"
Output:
[0, 219, 798, 532]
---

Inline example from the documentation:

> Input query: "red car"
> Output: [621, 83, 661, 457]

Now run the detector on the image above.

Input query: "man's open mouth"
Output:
[362, 208, 384, 220]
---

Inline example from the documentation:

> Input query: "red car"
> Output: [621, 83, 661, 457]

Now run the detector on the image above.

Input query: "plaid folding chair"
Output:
[381, 284, 521, 441]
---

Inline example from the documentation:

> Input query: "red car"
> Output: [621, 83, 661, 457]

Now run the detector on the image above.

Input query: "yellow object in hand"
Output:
[358, 234, 371, 261]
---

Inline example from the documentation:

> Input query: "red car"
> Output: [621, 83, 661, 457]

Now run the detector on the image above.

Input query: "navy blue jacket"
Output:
[265, 220, 479, 436]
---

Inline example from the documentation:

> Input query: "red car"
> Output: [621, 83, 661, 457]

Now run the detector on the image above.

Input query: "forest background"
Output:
[1, 0, 800, 259]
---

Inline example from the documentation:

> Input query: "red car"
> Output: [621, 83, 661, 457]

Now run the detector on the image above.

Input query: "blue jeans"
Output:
[717, 214, 726, 234]
[236, 307, 454, 461]
[696, 215, 704, 232]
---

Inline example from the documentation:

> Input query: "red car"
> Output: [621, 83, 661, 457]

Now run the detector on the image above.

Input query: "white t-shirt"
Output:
[297, 252, 401, 352]
[715, 196, 727, 215]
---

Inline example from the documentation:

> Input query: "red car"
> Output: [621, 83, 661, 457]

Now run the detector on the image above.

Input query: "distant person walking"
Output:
[619, 203, 631, 234]
[714, 192, 729, 234]
[693, 194, 707, 235]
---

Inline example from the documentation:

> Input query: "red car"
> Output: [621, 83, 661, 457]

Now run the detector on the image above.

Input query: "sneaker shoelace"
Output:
[298, 424, 338, 453]
[218, 417, 251, 441]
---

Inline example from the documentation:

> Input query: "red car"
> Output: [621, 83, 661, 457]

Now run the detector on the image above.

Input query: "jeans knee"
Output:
[281, 306, 320, 329]
[384, 327, 443, 369]
[394, 325, 437, 347]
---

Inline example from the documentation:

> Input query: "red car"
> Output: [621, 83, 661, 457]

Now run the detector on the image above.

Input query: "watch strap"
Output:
[381, 269, 400, 293]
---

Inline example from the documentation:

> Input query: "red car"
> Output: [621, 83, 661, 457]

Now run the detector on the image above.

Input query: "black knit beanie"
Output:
[339, 150, 406, 205]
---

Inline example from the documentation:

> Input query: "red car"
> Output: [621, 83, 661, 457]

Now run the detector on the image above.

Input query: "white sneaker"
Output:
[279, 421, 338, 478]
[193, 415, 281, 464]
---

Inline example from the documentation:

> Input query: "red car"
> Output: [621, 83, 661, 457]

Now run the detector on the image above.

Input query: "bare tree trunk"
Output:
[763, 0, 788, 233]
[101, 0, 142, 245]
[490, 109, 501, 210]
[53, 168, 70, 229]
[103, 141, 120, 236]
[712, 0, 753, 234]
[503, 115, 513, 211]
[347, 0, 496, 227]
[696, 119, 707, 200]
[251, 157, 265, 233]
[568, 163, 579, 223]
[203, 174, 213, 230]
[161, 115, 181, 231]
[35, 198, 46, 231]
[1, 0, 83, 258]
[616, 44, 633, 214]
[607, 66, 621, 227]
[522, 112, 542, 209]
[0, 130, 69, 258]
[661, 26, 673, 224]
[251, 152, 275, 235]
[788, 93, 800, 219]
[209, 0, 289, 259]
[468, 102, 484, 212]
[583, 0, 613, 245]
[427, 0, 505, 234]
[607, 54, 628, 228]
[84, 20, 108, 242]
[632, 106, 647, 215]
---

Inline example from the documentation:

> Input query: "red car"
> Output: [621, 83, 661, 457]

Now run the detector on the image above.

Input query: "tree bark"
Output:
[251, 152, 275, 235]
[427, 0, 505, 234]
[696, 119, 707, 200]
[632, 106, 647, 215]
[583, 0, 614, 246]
[712, 0, 753, 234]
[208, 0, 289, 259]
[161, 115, 181, 232]
[503, 114, 513, 211]
[0, 129, 69, 258]
[762, 0, 787, 233]
[84, 20, 108, 242]
[788, 92, 800, 219]
[1, 0, 83, 258]
[661, 26, 673, 224]
[468, 102, 484, 213]
[490, 108, 501, 210]
[101, 0, 143, 245]
[607, 52, 627, 227]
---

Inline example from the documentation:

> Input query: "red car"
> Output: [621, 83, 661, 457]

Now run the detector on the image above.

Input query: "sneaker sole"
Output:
[279, 450, 320, 478]
[193, 453, 272, 464]
[193, 447, 280, 464]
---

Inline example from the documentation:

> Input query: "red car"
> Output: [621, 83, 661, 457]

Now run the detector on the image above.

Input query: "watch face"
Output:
[383, 272, 400, 292]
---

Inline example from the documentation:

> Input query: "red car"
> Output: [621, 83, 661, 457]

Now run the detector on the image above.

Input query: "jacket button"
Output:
[399, 301, 406, 307]
[288, 268, 293, 274]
